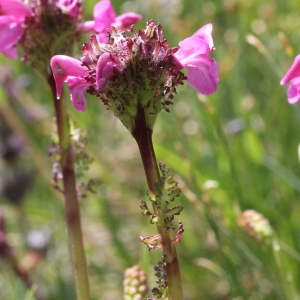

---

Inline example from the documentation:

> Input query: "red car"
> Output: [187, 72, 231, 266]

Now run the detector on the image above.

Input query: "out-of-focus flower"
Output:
[0, 0, 141, 75]
[280, 55, 300, 104]
[173, 24, 219, 95]
[238, 209, 273, 248]
[50, 21, 219, 130]
[78, 0, 141, 42]
[0, 0, 32, 59]
[0, 0, 84, 75]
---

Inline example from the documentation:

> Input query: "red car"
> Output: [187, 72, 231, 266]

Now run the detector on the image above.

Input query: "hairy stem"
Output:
[131, 104, 183, 300]
[48, 73, 90, 300]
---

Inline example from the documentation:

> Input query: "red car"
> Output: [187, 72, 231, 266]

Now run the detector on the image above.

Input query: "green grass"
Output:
[1, 0, 300, 299]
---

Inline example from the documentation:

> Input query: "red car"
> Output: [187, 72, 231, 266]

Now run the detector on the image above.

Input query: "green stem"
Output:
[47, 73, 90, 300]
[131, 104, 183, 300]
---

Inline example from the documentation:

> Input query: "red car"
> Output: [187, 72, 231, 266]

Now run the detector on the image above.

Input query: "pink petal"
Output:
[0, 19, 24, 49]
[175, 37, 211, 66]
[186, 58, 219, 94]
[50, 55, 87, 98]
[113, 12, 142, 29]
[1, 46, 17, 59]
[280, 55, 300, 85]
[93, 0, 116, 33]
[192, 23, 214, 50]
[96, 52, 121, 90]
[0, 0, 31, 17]
[77, 20, 95, 33]
[285, 78, 300, 104]
[67, 77, 90, 112]
[56, 0, 80, 17]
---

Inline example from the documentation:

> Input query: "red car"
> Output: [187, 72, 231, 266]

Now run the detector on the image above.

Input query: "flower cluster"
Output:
[0, 0, 141, 73]
[280, 55, 300, 104]
[51, 21, 219, 129]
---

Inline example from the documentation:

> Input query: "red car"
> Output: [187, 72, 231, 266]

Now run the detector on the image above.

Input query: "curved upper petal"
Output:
[93, 0, 116, 33]
[192, 23, 214, 50]
[175, 37, 211, 66]
[280, 55, 300, 85]
[50, 55, 87, 98]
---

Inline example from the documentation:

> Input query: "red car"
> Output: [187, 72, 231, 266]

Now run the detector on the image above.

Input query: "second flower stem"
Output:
[132, 104, 183, 300]
[48, 73, 90, 300]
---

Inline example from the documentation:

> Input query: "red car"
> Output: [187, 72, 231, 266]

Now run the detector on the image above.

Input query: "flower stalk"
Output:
[131, 104, 183, 300]
[47, 73, 90, 300]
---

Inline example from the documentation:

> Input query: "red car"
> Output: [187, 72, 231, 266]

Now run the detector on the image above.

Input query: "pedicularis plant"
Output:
[0, 0, 219, 299]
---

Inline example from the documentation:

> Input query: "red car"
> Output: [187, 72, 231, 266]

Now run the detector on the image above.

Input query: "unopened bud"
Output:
[123, 265, 149, 300]
[238, 209, 273, 247]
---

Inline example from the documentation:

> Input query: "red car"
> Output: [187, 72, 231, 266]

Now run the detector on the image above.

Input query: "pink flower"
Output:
[96, 52, 122, 90]
[0, 0, 31, 59]
[173, 24, 219, 95]
[50, 55, 90, 112]
[280, 55, 300, 104]
[56, 0, 81, 17]
[79, 0, 141, 42]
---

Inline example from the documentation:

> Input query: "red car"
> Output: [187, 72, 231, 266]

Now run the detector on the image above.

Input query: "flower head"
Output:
[280, 55, 300, 104]
[50, 21, 219, 130]
[173, 24, 219, 94]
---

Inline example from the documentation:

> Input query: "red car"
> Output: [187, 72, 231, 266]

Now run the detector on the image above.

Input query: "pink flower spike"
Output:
[50, 55, 87, 98]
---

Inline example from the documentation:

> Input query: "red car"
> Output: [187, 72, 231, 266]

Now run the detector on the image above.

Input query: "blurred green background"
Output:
[1, 0, 300, 299]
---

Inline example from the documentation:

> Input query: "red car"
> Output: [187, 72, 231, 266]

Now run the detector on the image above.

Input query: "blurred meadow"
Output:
[1, 0, 300, 299]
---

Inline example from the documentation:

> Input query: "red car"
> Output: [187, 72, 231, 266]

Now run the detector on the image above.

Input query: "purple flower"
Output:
[0, 0, 31, 59]
[173, 24, 219, 95]
[50, 55, 90, 112]
[78, 0, 141, 42]
[280, 55, 300, 104]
